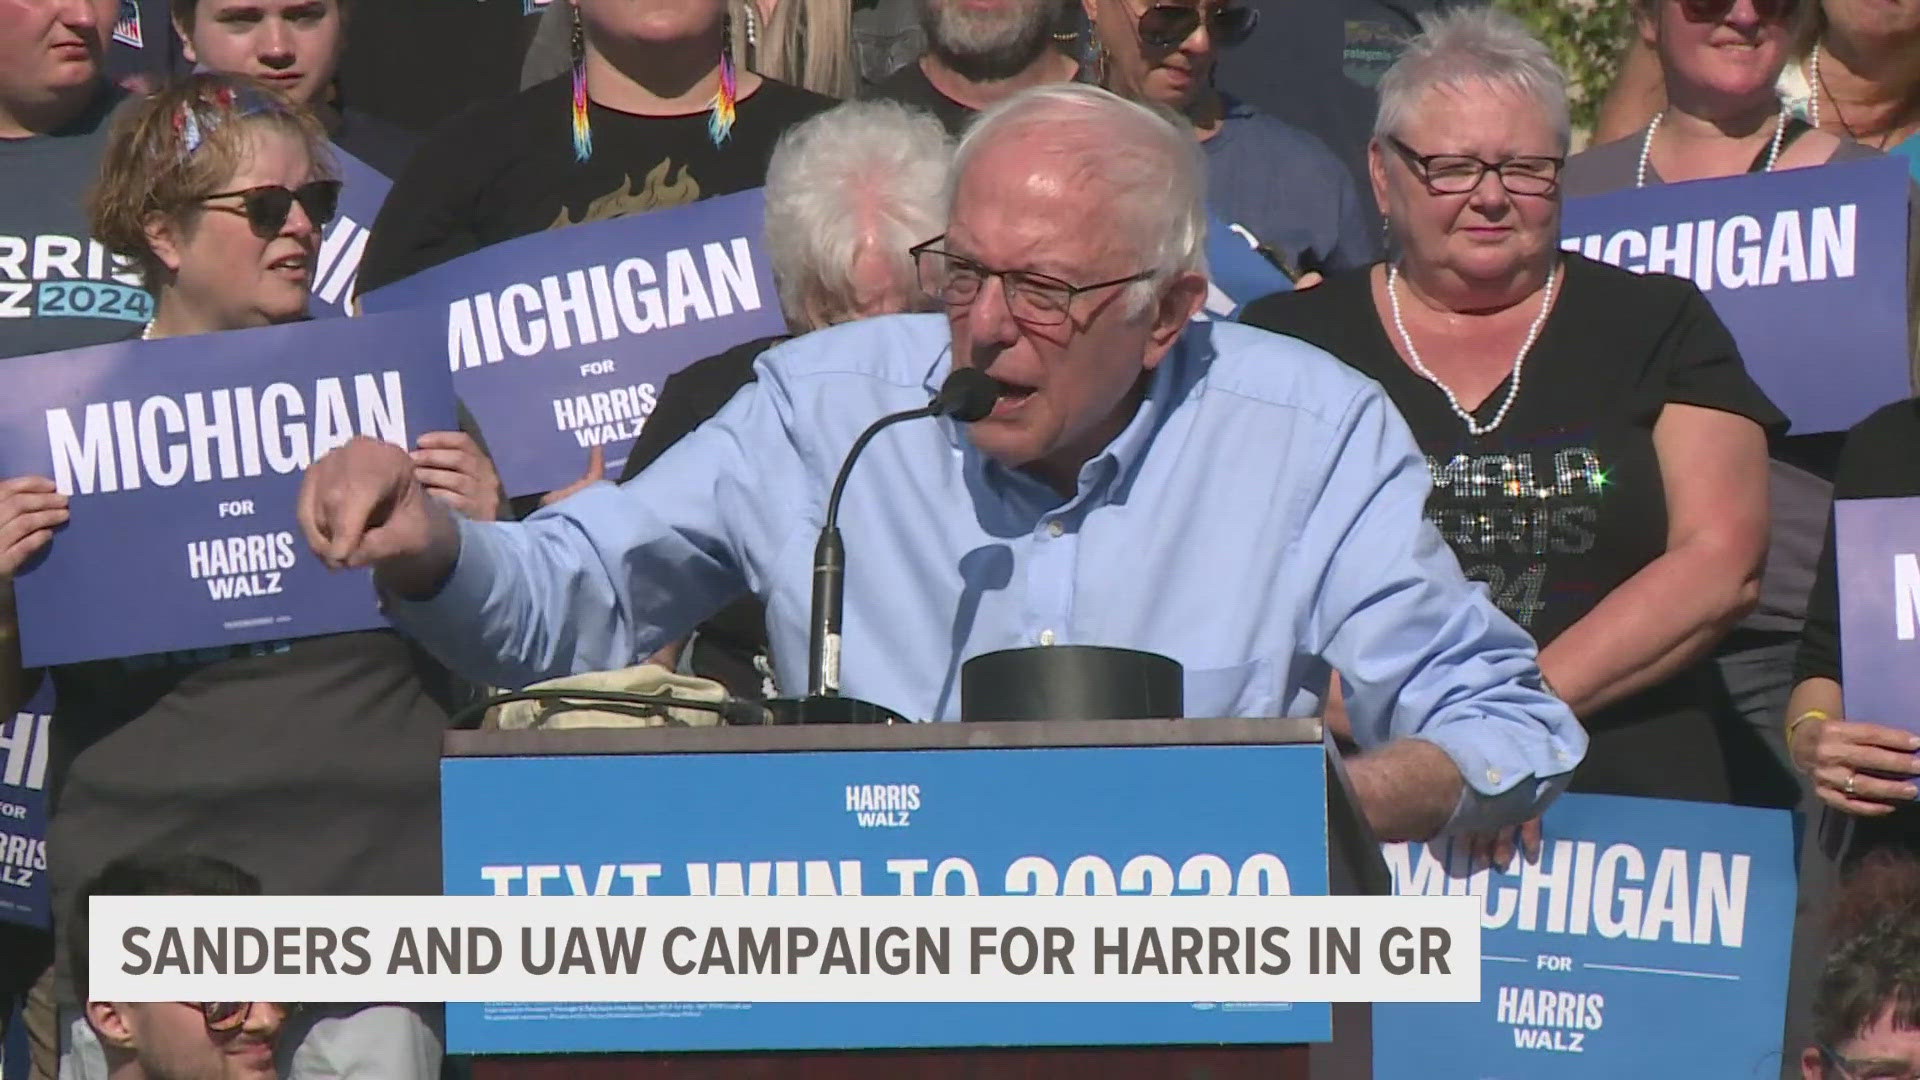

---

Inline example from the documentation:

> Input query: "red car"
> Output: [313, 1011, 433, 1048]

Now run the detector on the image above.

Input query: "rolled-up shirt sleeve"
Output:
[1298, 380, 1588, 834]
[382, 360, 808, 691]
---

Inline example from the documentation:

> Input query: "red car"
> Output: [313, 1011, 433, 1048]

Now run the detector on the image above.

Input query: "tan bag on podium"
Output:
[482, 664, 729, 731]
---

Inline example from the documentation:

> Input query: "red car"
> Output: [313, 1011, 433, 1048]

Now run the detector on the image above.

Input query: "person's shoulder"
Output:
[757, 314, 950, 388]
[1561, 249, 1699, 307]
[1218, 97, 1347, 166]
[1823, 131, 1885, 164]
[1240, 266, 1375, 334]
[334, 107, 420, 178]
[1195, 319, 1390, 429]
[1560, 134, 1642, 199]
[747, 78, 840, 120]
[1848, 396, 1920, 449]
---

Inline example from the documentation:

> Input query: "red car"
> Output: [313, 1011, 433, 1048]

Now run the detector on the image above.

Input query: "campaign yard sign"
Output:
[1836, 495, 1920, 732]
[1373, 793, 1796, 1078]
[1561, 155, 1911, 435]
[0, 680, 51, 929]
[0, 311, 457, 667]
[309, 145, 392, 318]
[360, 189, 787, 496]
[442, 742, 1333, 1054]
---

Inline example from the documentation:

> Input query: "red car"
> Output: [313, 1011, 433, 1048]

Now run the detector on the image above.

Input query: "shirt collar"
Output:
[925, 326, 1203, 504]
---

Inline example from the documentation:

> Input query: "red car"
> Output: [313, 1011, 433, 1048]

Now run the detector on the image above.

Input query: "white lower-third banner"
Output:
[89, 894, 1480, 1003]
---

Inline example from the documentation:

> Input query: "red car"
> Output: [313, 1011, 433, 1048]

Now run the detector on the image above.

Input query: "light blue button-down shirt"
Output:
[387, 313, 1586, 831]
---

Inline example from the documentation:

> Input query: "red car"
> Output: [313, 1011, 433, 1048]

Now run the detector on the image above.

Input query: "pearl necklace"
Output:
[1635, 103, 1790, 188]
[1385, 262, 1557, 437]
[140, 320, 156, 340]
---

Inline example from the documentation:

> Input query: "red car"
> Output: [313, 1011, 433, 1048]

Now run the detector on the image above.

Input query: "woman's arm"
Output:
[1537, 404, 1768, 716]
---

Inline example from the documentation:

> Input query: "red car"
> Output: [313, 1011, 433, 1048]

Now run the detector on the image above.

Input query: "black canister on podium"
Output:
[961, 645, 1183, 722]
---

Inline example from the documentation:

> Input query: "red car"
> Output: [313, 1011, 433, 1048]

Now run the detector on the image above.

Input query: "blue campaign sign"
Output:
[360, 189, 788, 496]
[0, 681, 52, 929]
[1204, 210, 1294, 320]
[309, 145, 392, 318]
[1561, 155, 1912, 435]
[1373, 793, 1796, 1079]
[442, 743, 1330, 1054]
[0, 312, 457, 667]
[1835, 496, 1920, 733]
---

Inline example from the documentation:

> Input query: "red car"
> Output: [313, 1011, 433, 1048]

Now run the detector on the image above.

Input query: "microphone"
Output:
[803, 367, 1000, 709]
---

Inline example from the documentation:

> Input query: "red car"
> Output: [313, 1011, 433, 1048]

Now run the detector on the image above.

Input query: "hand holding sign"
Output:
[1790, 712, 1920, 815]
[412, 432, 503, 523]
[0, 478, 68, 576]
[299, 436, 460, 599]
[539, 446, 606, 508]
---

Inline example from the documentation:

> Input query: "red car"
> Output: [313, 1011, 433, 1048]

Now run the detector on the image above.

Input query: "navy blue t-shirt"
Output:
[1203, 95, 1378, 274]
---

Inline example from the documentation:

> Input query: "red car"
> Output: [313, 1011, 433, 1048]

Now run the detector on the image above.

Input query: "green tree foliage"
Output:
[1496, 0, 1640, 137]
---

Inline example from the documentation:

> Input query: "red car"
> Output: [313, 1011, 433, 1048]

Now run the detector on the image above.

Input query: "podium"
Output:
[442, 717, 1389, 1079]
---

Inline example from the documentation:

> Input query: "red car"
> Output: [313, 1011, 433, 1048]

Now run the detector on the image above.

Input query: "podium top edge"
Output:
[443, 716, 1326, 758]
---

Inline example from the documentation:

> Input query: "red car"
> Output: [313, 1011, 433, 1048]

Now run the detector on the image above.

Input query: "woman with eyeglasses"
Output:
[0, 73, 493, 1079]
[1564, 0, 1887, 814]
[1244, 8, 1782, 816]
[1079, 0, 1375, 279]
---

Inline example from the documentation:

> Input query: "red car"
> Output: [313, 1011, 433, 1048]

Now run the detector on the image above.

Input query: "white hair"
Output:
[763, 99, 955, 328]
[1374, 6, 1571, 153]
[951, 83, 1207, 316]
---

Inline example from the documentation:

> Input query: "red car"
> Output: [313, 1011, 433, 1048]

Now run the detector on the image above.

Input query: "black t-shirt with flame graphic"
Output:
[356, 74, 834, 295]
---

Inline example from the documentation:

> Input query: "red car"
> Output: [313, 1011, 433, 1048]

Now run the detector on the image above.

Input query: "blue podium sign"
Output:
[1373, 793, 1796, 1078]
[442, 741, 1331, 1054]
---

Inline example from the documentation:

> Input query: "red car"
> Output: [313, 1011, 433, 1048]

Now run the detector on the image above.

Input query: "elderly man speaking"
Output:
[298, 84, 1585, 841]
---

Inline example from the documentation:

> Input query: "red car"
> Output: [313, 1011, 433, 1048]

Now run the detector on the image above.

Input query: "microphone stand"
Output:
[766, 368, 999, 725]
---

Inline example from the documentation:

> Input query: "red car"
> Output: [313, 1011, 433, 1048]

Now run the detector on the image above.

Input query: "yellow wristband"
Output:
[1787, 709, 1831, 743]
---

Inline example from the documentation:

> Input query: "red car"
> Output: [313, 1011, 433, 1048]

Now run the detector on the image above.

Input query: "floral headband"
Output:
[172, 83, 286, 158]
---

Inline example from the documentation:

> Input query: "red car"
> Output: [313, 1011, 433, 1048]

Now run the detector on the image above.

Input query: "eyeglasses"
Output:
[197, 1002, 298, 1033]
[1137, 3, 1258, 49]
[908, 236, 1154, 327]
[1676, 0, 1799, 24]
[1819, 1041, 1920, 1080]
[1386, 136, 1564, 196]
[194, 180, 341, 239]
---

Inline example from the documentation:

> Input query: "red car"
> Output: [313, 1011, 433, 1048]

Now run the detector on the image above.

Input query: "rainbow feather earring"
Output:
[570, 3, 592, 162]
[708, 6, 737, 147]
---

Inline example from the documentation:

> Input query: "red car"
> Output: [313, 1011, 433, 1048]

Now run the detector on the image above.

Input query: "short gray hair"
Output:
[952, 83, 1207, 315]
[1374, 6, 1571, 153]
[763, 99, 954, 327]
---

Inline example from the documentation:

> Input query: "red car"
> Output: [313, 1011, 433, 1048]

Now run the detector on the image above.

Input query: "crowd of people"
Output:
[4, 0, 1920, 1078]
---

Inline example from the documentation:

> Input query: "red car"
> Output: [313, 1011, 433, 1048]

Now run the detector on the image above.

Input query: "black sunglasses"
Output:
[1138, 3, 1258, 49]
[195, 180, 341, 239]
[198, 1001, 301, 1033]
[1676, 0, 1798, 22]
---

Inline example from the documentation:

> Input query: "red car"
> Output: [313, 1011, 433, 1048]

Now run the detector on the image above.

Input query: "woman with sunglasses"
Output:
[355, 0, 834, 296]
[1245, 8, 1781, 817]
[1597, 0, 1920, 181]
[0, 73, 493, 1079]
[1080, 0, 1375, 279]
[1564, 0, 1885, 814]
[1566, 0, 1866, 195]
